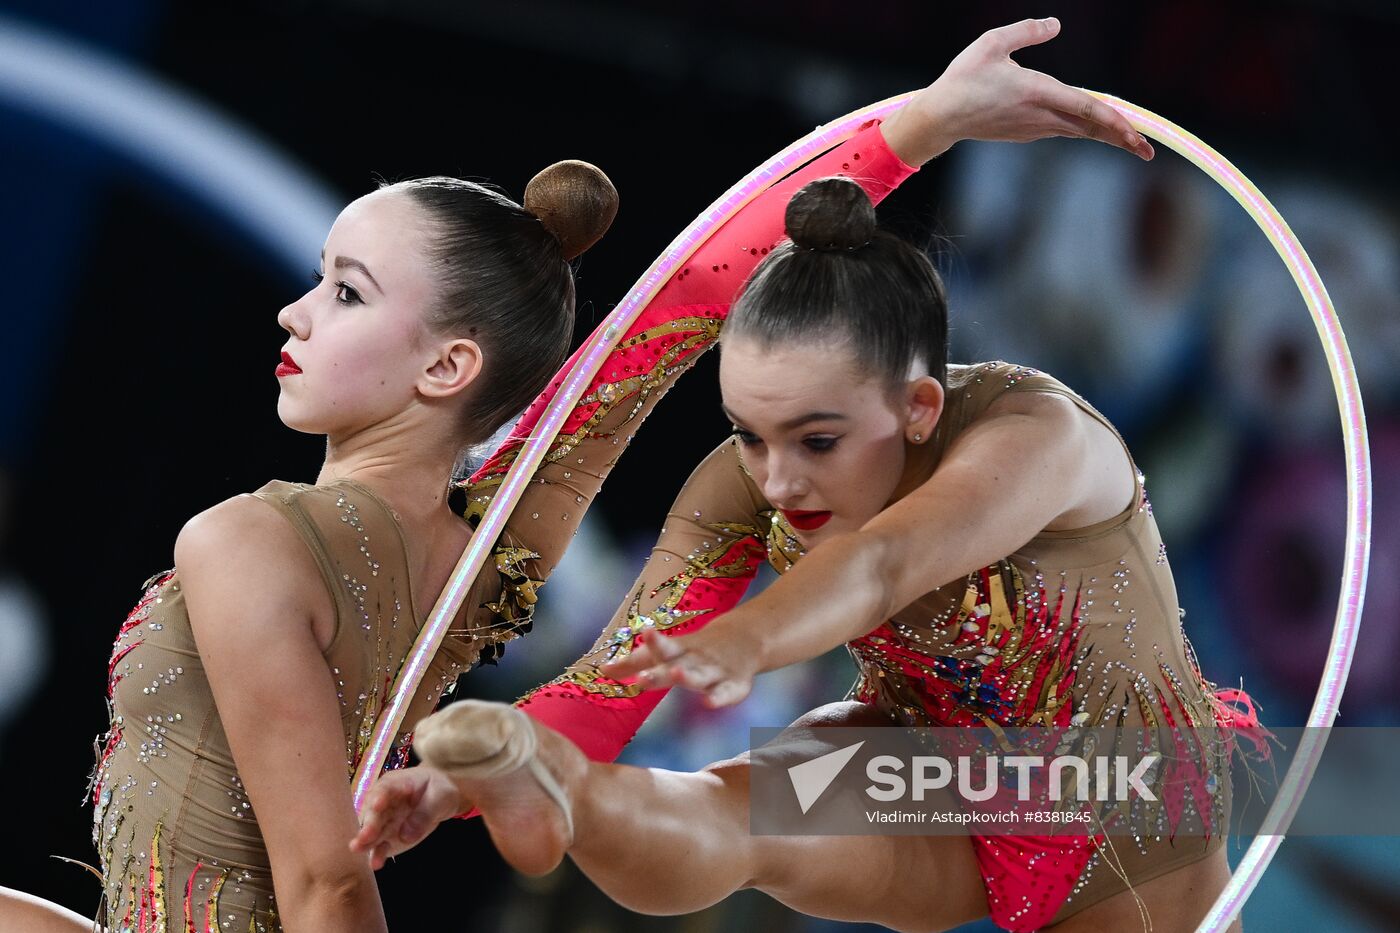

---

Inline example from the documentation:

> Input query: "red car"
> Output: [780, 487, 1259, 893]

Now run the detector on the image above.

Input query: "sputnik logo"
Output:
[787, 741, 865, 814]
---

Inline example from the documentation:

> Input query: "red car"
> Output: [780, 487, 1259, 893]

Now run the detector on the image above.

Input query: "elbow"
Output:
[291, 863, 371, 900]
[835, 528, 903, 624]
[866, 530, 905, 621]
[277, 864, 383, 932]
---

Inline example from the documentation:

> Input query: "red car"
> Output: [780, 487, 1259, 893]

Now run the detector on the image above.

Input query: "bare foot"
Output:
[414, 700, 585, 876]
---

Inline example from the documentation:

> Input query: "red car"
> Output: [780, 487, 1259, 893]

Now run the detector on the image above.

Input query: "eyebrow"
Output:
[722, 405, 848, 431]
[321, 250, 383, 294]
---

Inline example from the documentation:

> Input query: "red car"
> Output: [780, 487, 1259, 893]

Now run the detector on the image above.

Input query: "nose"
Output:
[760, 450, 809, 506]
[278, 294, 310, 339]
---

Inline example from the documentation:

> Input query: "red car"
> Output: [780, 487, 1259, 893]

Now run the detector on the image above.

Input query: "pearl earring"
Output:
[912, 432, 923, 443]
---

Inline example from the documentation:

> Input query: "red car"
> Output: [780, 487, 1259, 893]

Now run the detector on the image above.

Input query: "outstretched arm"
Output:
[451, 111, 915, 661]
[604, 392, 1134, 706]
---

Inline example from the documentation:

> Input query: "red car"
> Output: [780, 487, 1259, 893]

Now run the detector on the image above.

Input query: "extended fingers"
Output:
[1040, 110, 1155, 159]
[622, 650, 721, 695]
[601, 650, 679, 692]
[1035, 81, 1153, 158]
[702, 678, 753, 709]
[672, 656, 726, 693]
[601, 632, 683, 680]
[352, 777, 421, 850]
[352, 800, 402, 853]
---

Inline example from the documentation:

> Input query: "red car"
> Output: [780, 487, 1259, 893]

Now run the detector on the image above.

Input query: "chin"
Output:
[275, 397, 325, 435]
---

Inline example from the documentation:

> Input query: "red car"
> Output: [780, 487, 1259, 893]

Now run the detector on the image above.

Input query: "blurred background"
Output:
[0, 0, 1395, 930]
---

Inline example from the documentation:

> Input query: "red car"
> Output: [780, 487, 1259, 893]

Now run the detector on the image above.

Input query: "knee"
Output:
[789, 700, 891, 730]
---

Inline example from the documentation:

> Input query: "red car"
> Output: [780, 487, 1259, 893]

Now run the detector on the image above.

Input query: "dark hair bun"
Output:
[785, 177, 876, 251]
[524, 160, 619, 260]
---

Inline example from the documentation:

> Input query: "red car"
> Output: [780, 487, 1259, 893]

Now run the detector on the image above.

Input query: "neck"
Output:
[317, 421, 461, 527]
[887, 435, 942, 506]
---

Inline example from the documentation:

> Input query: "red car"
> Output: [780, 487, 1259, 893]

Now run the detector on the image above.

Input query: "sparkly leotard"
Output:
[510, 366, 1238, 932]
[93, 480, 483, 931]
[445, 125, 1243, 930]
[91, 123, 910, 932]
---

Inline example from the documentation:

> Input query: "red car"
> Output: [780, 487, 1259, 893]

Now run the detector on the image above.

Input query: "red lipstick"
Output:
[276, 351, 302, 378]
[782, 509, 832, 532]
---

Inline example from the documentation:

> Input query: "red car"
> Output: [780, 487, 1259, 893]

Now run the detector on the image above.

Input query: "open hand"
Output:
[350, 765, 468, 870]
[882, 17, 1154, 165]
[600, 625, 761, 708]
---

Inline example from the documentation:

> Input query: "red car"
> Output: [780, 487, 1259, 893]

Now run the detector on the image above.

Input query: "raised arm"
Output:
[449, 121, 915, 662]
[178, 500, 387, 933]
[450, 18, 1150, 667]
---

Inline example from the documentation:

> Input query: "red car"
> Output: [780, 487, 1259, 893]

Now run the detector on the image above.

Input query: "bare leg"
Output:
[0, 887, 92, 933]
[430, 701, 988, 933]
[1047, 847, 1242, 933]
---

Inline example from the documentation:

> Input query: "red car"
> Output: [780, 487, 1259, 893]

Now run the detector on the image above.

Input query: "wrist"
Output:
[740, 618, 771, 677]
[696, 611, 768, 678]
[883, 87, 957, 166]
[408, 765, 465, 817]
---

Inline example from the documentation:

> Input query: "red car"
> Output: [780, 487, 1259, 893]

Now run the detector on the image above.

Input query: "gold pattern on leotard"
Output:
[546, 519, 769, 699]
[458, 312, 724, 515]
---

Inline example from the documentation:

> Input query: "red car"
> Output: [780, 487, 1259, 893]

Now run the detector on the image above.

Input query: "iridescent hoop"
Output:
[1087, 92, 1371, 932]
[353, 93, 1371, 932]
[350, 94, 912, 806]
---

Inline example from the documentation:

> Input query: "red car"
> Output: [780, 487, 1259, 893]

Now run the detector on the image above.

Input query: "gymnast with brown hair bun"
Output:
[0, 159, 618, 931]
[1, 16, 1154, 933]
[351, 19, 1244, 933]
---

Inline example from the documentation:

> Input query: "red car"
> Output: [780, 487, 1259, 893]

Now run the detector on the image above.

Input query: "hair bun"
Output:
[524, 160, 619, 260]
[785, 177, 876, 251]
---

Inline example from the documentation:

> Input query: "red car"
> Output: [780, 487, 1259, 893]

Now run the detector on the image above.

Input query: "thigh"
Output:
[707, 701, 989, 933]
[1047, 847, 1240, 933]
[755, 828, 987, 933]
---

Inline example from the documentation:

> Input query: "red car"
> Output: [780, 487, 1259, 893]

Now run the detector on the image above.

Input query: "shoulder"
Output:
[964, 383, 1118, 482]
[957, 367, 1136, 527]
[175, 494, 328, 629]
[951, 362, 1085, 431]
[941, 365, 1122, 492]
[982, 384, 1084, 426]
[176, 494, 300, 566]
[974, 364, 1127, 460]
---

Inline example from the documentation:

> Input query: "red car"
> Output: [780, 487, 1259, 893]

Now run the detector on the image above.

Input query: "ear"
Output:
[419, 337, 484, 400]
[904, 375, 944, 445]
